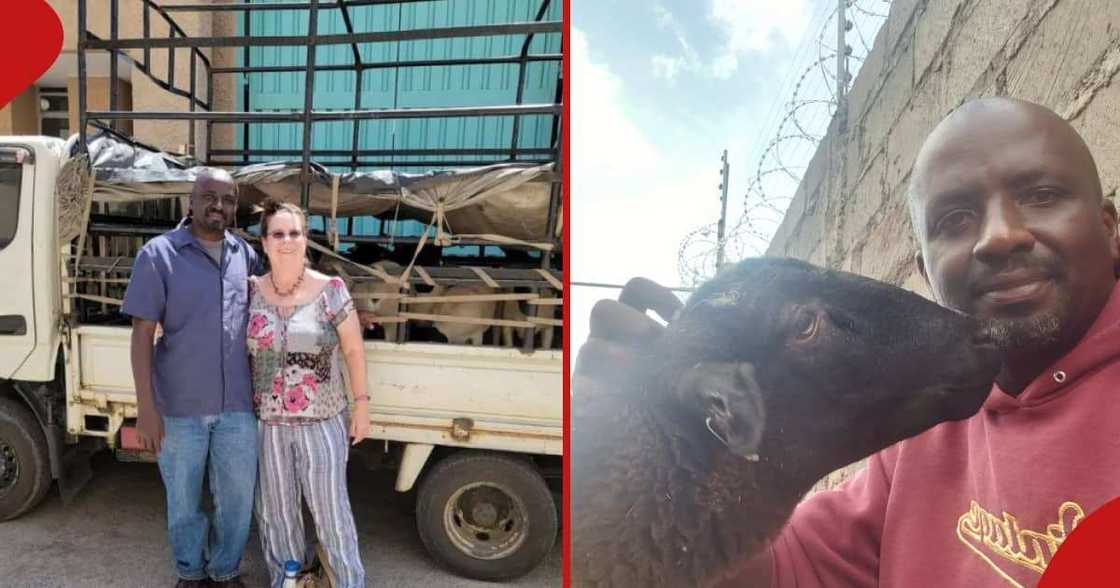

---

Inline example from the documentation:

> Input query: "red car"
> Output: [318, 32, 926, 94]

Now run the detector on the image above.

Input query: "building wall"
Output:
[35, 1, 560, 164]
[33, 1, 563, 164]
[210, 8, 240, 158]
[240, 0, 562, 172]
[129, 1, 212, 156]
[766, 0, 1120, 298]
[40, 0, 236, 156]
[0, 88, 42, 136]
[66, 77, 133, 136]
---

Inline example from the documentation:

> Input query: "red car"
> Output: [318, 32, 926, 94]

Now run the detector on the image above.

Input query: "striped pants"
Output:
[255, 412, 365, 588]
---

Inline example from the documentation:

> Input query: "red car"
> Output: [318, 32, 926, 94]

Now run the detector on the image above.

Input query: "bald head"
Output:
[908, 97, 1102, 237]
[189, 167, 239, 238]
[191, 167, 237, 198]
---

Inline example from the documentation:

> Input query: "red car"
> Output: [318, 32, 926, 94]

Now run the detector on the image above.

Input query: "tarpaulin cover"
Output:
[66, 133, 560, 242]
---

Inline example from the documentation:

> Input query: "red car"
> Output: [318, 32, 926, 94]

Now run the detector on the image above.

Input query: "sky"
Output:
[570, 0, 890, 364]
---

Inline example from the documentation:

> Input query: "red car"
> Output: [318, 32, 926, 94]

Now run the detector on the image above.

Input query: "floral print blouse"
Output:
[247, 276, 355, 423]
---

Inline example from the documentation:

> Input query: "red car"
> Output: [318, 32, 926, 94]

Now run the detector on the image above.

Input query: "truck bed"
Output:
[68, 325, 562, 455]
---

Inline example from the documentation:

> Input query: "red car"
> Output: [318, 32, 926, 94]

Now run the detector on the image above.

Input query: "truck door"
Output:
[0, 148, 35, 378]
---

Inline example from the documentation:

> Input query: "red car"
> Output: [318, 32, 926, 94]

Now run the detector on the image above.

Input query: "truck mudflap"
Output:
[56, 435, 102, 504]
[395, 443, 435, 492]
[9, 377, 99, 506]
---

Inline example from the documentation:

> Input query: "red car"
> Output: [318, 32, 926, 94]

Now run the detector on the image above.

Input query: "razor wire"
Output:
[677, 0, 891, 287]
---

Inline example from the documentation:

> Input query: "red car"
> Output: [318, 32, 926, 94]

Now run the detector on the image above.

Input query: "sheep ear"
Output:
[678, 362, 766, 458]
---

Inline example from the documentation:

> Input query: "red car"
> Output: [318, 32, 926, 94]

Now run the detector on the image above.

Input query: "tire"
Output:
[0, 396, 51, 521]
[416, 451, 558, 582]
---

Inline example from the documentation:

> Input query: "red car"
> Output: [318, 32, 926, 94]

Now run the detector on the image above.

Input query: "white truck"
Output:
[0, 136, 563, 581]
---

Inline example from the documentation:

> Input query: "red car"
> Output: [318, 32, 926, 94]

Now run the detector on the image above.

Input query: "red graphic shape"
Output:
[1040, 496, 1120, 587]
[0, 1, 63, 110]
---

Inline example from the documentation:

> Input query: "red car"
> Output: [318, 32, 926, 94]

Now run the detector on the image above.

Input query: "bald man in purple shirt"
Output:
[123, 169, 261, 588]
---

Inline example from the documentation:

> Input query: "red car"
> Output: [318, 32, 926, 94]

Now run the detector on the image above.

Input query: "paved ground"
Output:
[0, 452, 561, 587]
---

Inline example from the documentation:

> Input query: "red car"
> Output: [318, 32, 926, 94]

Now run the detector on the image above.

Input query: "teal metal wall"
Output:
[238, 0, 562, 174]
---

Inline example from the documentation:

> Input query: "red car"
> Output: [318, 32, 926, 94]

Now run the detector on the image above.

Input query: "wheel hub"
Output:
[470, 502, 499, 528]
[444, 482, 528, 560]
[0, 439, 18, 491]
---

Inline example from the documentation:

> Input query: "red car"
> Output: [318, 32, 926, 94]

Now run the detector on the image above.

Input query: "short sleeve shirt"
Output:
[121, 224, 263, 417]
[247, 276, 355, 422]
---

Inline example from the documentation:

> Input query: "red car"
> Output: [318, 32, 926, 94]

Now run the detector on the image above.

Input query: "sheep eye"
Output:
[793, 310, 820, 341]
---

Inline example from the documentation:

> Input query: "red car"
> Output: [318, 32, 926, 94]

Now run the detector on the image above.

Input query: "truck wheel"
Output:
[0, 396, 51, 521]
[416, 451, 557, 581]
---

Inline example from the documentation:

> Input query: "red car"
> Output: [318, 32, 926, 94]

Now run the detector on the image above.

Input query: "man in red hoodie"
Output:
[576, 96, 1120, 588]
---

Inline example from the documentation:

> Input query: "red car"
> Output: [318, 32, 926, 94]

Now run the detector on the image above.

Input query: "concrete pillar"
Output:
[67, 76, 133, 136]
[0, 87, 42, 136]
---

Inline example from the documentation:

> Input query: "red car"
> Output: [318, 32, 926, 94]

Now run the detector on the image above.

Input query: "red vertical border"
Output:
[560, 0, 571, 583]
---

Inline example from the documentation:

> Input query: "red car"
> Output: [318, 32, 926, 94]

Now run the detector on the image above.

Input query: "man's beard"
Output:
[960, 253, 1071, 353]
[198, 213, 226, 231]
[984, 289, 1070, 352]
[987, 312, 1062, 351]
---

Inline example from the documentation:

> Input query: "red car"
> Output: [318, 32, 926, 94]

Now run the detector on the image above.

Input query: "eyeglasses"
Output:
[268, 230, 304, 241]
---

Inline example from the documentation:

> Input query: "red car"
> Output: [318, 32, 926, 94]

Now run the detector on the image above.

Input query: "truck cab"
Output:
[0, 137, 72, 523]
[0, 138, 66, 384]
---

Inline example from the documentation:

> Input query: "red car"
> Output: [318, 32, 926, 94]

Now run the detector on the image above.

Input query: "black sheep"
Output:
[571, 257, 1003, 587]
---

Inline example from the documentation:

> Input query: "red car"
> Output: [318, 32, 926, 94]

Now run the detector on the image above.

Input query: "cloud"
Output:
[572, 27, 726, 354]
[645, 4, 702, 81]
[707, 0, 811, 77]
[653, 3, 675, 28]
[570, 11, 823, 358]
[645, 0, 811, 81]
[572, 28, 659, 179]
[651, 54, 686, 82]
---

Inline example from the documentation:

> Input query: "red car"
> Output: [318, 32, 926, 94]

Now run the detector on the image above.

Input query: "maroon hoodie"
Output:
[768, 281, 1120, 588]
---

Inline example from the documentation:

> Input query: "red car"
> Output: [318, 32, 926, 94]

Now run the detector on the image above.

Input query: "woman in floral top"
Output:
[247, 199, 369, 588]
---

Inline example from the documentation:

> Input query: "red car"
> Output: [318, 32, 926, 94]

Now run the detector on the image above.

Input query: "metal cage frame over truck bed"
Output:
[72, 0, 565, 352]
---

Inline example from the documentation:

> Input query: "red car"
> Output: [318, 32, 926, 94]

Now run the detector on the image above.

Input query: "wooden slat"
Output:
[73, 255, 563, 288]
[527, 298, 564, 306]
[98, 228, 109, 313]
[535, 268, 563, 290]
[356, 312, 408, 324]
[399, 312, 535, 329]
[64, 277, 132, 284]
[401, 293, 538, 304]
[414, 266, 437, 287]
[469, 266, 500, 289]
[70, 293, 124, 306]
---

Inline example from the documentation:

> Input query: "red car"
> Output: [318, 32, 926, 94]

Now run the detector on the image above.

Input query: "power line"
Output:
[572, 281, 695, 293]
[676, 0, 891, 288]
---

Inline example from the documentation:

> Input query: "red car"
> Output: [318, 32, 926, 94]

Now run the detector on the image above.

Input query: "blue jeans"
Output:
[158, 411, 258, 581]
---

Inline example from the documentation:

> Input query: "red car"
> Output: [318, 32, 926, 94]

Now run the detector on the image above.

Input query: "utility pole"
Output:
[836, 0, 851, 132]
[716, 149, 730, 270]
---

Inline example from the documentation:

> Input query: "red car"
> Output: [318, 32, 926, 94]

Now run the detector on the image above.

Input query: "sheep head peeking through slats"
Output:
[318, 257, 402, 341]
[571, 257, 1003, 587]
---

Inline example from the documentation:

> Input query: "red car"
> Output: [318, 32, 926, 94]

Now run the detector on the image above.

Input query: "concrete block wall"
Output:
[767, 0, 1120, 298]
